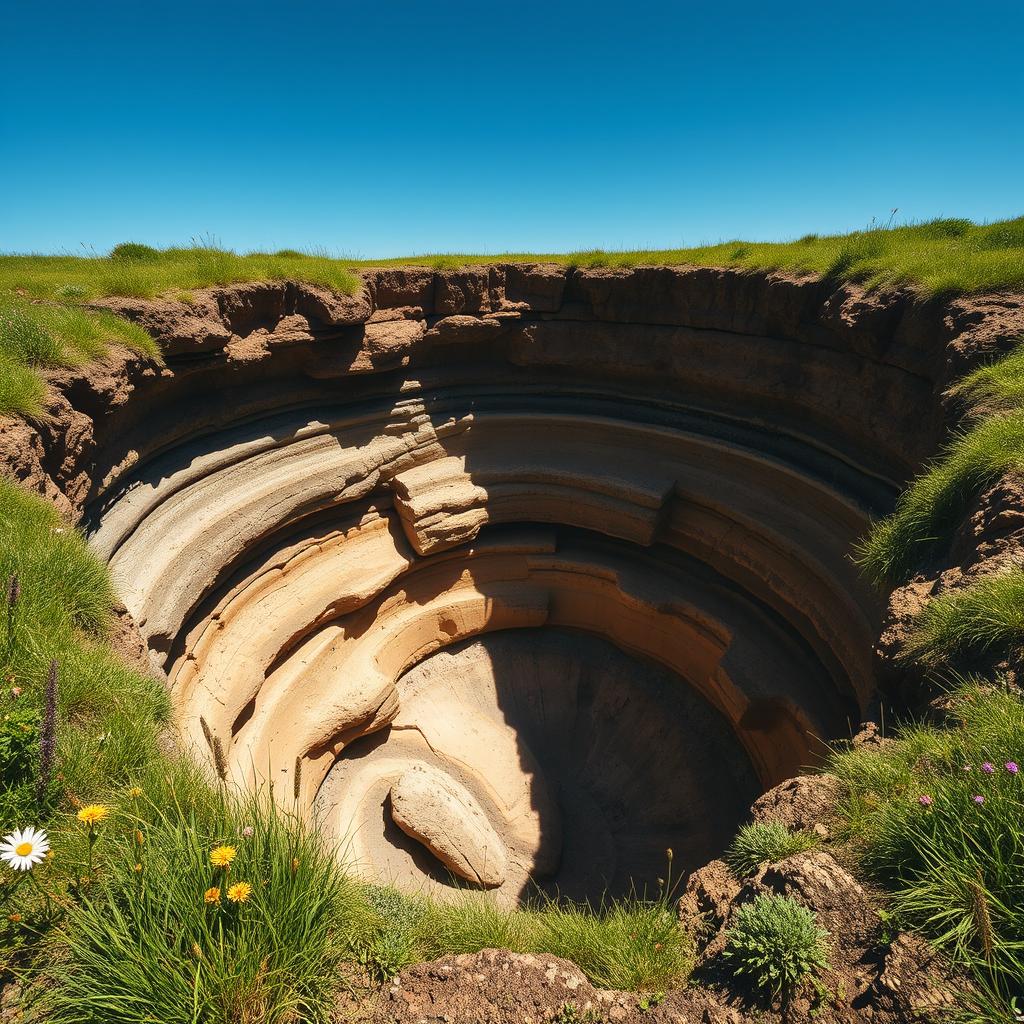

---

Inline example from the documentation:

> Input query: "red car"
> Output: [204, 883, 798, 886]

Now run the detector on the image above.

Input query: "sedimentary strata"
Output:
[4, 264, 1022, 901]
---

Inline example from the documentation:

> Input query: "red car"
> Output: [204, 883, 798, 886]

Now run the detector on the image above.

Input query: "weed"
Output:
[551, 1003, 604, 1023]
[829, 683, 1024, 1000]
[725, 822, 819, 878]
[723, 894, 829, 997]
[900, 568, 1024, 667]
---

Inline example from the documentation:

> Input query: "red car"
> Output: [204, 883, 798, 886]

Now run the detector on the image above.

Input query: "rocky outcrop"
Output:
[389, 763, 509, 888]
[679, 848, 961, 1023]
[3, 264, 1023, 905]
[750, 774, 847, 837]
[367, 948, 743, 1024]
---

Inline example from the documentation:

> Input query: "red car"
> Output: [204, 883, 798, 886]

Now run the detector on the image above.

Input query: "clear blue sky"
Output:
[2, 0, 1022, 257]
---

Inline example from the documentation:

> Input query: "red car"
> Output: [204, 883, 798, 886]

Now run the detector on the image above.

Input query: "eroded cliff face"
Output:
[3, 264, 1020, 902]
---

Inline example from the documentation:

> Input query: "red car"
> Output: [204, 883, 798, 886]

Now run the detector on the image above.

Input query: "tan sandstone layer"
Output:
[3, 264, 1023, 901]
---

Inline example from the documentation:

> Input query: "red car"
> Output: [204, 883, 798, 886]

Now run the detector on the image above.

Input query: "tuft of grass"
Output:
[0, 295, 159, 416]
[0, 479, 170, 826]
[49, 779, 354, 1024]
[900, 569, 1024, 668]
[722, 894, 829, 997]
[951, 340, 1024, 417]
[109, 242, 161, 263]
[335, 883, 693, 991]
[525, 898, 693, 992]
[724, 822, 819, 878]
[829, 683, 1024, 1003]
[857, 413, 1024, 585]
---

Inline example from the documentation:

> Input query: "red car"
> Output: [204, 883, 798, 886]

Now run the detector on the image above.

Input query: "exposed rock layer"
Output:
[4, 264, 1021, 901]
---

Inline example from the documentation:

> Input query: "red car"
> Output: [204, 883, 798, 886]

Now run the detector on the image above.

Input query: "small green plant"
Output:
[552, 1003, 604, 1023]
[637, 990, 664, 1011]
[355, 924, 419, 983]
[109, 242, 161, 261]
[0, 696, 41, 789]
[725, 822, 819, 878]
[723, 894, 829, 997]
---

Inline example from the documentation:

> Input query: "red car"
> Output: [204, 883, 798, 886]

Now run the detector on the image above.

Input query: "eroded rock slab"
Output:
[390, 763, 508, 888]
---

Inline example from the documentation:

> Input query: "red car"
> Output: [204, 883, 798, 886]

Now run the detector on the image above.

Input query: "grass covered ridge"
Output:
[0, 298, 158, 417]
[857, 412, 1024, 586]
[0, 243, 361, 417]
[2, 216, 1022, 417]
[372, 214, 1024, 297]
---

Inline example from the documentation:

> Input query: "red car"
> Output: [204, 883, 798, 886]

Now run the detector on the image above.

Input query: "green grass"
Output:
[2, 218, 1022, 416]
[951, 341, 1024, 417]
[0, 297, 158, 416]
[900, 569, 1024, 668]
[347, 886, 694, 992]
[47, 778, 353, 1024]
[357, 215, 1024, 297]
[857, 412, 1024, 585]
[828, 683, 1024, 1010]
[724, 821, 819, 878]
[0, 243, 360, 417]
[0, 480, 170, 827]
[0, 245, 361, 303]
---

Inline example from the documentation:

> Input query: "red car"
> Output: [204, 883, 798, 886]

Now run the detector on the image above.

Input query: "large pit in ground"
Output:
[44, 264, 960, 903]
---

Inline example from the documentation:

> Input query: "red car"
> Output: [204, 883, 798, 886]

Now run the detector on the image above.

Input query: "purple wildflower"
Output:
[982, 762, 995, 774]
[918, 794, 933, 806]
[1007, 762, 1019, 775]
[973, 795, 985, 804]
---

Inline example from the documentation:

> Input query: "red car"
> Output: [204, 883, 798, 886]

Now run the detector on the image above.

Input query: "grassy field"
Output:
[370, 215, 1024, 297]
[1, 215, 1023, 418]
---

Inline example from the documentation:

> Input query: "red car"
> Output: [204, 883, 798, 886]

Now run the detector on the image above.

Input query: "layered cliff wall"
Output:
[3, 264, 1019, 901]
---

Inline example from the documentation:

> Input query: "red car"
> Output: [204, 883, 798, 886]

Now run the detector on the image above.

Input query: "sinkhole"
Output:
[77, 267, 948, 903]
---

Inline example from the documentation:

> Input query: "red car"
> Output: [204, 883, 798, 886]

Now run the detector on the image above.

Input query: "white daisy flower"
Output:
[0, 826, 50, 871]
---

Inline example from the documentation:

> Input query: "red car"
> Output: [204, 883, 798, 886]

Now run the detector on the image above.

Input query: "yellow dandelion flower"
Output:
[226, 881, 253, 904]
[203, 887, 221, 905]
[210, 845, 236, 868]
[134, 863, 143, 873]
[77, 805, 110, 826]
[128, 787, 143, 798]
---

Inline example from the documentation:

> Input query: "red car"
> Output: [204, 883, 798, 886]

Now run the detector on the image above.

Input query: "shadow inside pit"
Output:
[324, 624, 762, 906]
